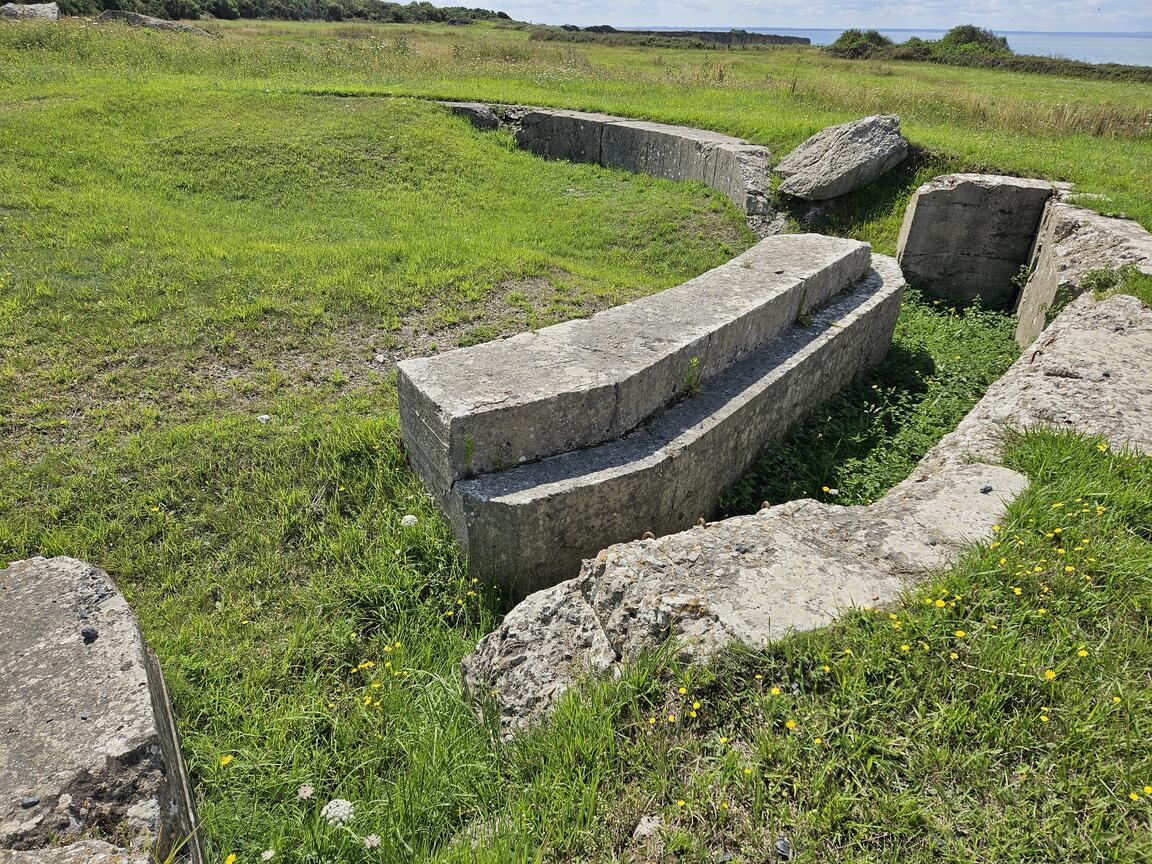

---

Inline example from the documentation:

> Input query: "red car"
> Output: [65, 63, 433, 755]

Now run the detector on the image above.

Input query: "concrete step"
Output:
[450, 255, 905, 598]
[399, 234, 870, 498]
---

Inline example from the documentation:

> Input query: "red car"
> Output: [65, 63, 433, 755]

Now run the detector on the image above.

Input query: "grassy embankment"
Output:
[1, 19, 1150, 862]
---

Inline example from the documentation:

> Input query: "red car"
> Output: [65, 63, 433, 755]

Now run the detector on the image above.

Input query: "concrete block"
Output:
[1015, 201, 1152, 346]
[897, 173, 1054, 307]
[398, 234, 870, 495]
[775, 115, 909, 201]
[512, 108, 772, 214]
[0, 558, 201, 863]
[441, 101, 501, 130]
[452, 255, 904, 597]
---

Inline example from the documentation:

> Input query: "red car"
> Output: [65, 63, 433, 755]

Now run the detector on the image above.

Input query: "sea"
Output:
[631, 28, 1152, 67]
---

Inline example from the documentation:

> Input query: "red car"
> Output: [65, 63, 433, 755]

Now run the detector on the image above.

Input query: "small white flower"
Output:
[400, 514, 418, 527]
[321, 798, 355, 827]
[261, 851, 275, 861]
[297, 783, 314, 800]
[362, 834, 381, 849]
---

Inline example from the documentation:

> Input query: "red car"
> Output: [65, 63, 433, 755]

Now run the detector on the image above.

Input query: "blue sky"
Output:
[492, 1, 1152, 33]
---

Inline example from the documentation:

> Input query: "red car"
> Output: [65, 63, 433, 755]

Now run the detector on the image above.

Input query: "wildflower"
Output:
[743, 767, 752, 775]
[1113, 696, 1122, 703]
[770, 687, 781, 696]
[224, 855, 236, 864]
[949, 652, 959, 660]
[363, 834, 381, 849]
[400, 514, 418, 527]
[321, 798, 355, 827]
[785, 719, 797, 730]
[954, 630, 966, 638]
[667, 714, 676, 723]
[1044, 669, 1057, 680]
[821, 486, 830, 493]
[692, 701, 701, 710]
[900, 644, 910, 652]
[719, 736, 728, 744]
[935, 599, 946, 608]
[814, 737, 823, 744]
[678, 687, 687, 695]
[1145, 786, 1152, 795]
[1077, 649, 1088, 657]
[297, 783, 315, 800]
[1097, 443, 1108, 453]
[219, 754, 234, 767]
[676, 799, 685, 807]
[1012, 587, 1022, 596]
[721, 801, 730, 810]
[1130, 792, 1141, 802]
[1040, 714, 1050, 723]
[261, 852, 275, 862]
[821, 665, 830, 672]
[649, 716, 657, 726]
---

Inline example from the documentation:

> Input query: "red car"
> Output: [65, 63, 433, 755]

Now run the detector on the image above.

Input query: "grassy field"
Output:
[1, 18, 1150, 863]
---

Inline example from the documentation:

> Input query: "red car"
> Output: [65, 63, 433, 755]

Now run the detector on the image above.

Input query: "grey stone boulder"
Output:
[0, 840, 147, 864]
[774, 115, 909, 201]
[0, 3, 58, 19]
[96, 10, 211, 37]
[897, 173, 1054, 307]
[1014, 201, 1152, 346]
[441, 101, 502, 130]
[463, 292, 1152, 736]
[0, 558, 201, 862]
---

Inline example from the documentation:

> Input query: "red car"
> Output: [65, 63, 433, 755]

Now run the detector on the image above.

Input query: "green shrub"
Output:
[825, 28, 893, 59]
[938, 24, 1012, 54]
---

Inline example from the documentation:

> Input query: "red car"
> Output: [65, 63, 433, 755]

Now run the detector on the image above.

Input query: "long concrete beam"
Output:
[398, 235, 869, 496]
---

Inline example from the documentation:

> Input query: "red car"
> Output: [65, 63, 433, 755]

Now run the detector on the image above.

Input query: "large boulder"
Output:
[897, 173, 1054, 307]
[463, 291, 1152, 736]
[0, 3, 58, 19]
[0, 557, 201, 862]
[774, 115, 909, 200]
[96, 10, 211, 37]
[1014, 201, 1152, 346]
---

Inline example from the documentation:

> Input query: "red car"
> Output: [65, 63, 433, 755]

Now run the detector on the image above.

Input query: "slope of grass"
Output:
[1, 18, 1148, 863]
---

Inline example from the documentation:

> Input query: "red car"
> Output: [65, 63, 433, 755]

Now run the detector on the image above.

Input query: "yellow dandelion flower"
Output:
[719, 736, 729, 744]
[693, 701, 701, 710]
[821, 486, 830, 493]
[1040, 715, 1049, 722]
[785, 719, 797, 730]
[770, 687, 781, 696]
[1077, 649, 1088, 657]
[1113, 696, 1122, 703]
[1144, 786, 1152, 795]
[689, 710, 698, 718]
[1012, 587, 1022, 596]
[954, 630, 966, 638]
[667, 714, 676, 723]
[1129, 792, 1141, 802]
[676, 799, 685, 807]
[649, 716, 657, 726]
[219, 754, 234, 767]
[935, 598, 946, 608]
[1044, 669, 1057, 680]
[721, 801, 729, 810]
[678, 687, 687, 695]
[949, 652, 959, 660]
[754, 674, 763, 680]
[821, 665, 830, 672]
[224, 856, 236, 864]
[743, 767, 752, 775]
[900, 644, 910, 652]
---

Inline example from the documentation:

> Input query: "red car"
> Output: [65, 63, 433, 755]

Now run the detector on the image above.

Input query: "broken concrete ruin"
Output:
[0, 558, 201, 863]
[399, 235, 904, 598]
[462, 292, 1152, 735]
[897, 173, 1056, 307]
[1015, 201, 1152, 346]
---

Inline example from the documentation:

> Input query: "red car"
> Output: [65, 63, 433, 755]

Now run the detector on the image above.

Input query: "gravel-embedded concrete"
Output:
[451, 255, 904, 597]
[511, 108, 774, 215]
[774, 115, 909, 201]
[897, 173, 1055, 307]
[463, 291, 1152, 736]
[1015, 201, 1152, 346]
[0, 558, 201, 862]
[399, 235, 870, 496]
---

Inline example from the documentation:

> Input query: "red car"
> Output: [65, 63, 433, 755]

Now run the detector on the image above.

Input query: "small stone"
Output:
[257, 414, 271, 423]
[775, 115, 908, 200]
[81, 626, 98, 644]
[400, 514, 418, 527]
[774, 836, 794, 859]
[20, 796, 40, 809]
[980, 485, 994, 494]
[373, 354, 387, 364]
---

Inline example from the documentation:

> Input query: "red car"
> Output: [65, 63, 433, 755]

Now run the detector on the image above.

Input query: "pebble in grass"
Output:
[401, 514, 418, 527]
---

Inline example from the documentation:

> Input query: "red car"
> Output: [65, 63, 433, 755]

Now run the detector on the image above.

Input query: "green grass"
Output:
[1, 18, 1150, 863]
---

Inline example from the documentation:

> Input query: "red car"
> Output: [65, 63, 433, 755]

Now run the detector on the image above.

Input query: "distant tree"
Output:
[938, 24, 1012, 53]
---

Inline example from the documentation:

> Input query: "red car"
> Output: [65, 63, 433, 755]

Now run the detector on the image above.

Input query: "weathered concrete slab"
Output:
[512, 108, 773, 215]
[897, 173, 1055, 307]
[0, 840, 147, 864]
[399, 235, 869, 495]
[442, 101, 501, 130]
[452, 254, 904, 597]
[96, 10, 211, 36]
[0, 558, 200, 862]
[1015, 201, 1152, 346]
[463, 292, 1152, 737]
[774, 115, 909, 201]
[0, 3, 57, 19]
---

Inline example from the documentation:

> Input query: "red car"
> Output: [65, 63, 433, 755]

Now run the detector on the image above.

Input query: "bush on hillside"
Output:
[825, 28, 893, 59]
[56, 0, 512, 23]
